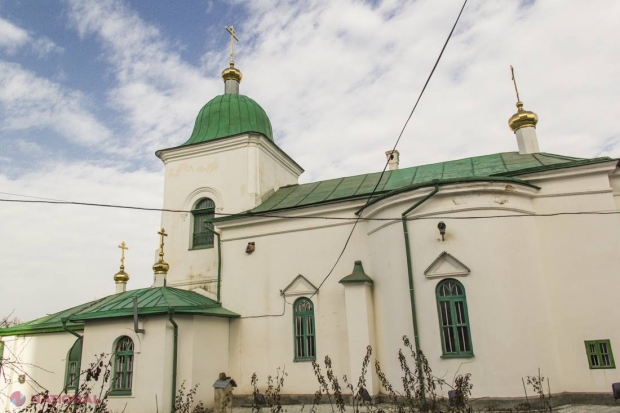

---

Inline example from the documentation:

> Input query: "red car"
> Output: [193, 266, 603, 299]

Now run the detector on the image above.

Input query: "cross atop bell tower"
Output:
[222, 25, 242, 94]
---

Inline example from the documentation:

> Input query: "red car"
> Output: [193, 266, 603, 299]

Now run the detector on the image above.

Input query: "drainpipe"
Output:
[203, 220, 222, 304]
[401, 184, 439, 402]
[133, 297, 145, 334]
[61, 320, 83, 339]
[168, 310, 178, 413]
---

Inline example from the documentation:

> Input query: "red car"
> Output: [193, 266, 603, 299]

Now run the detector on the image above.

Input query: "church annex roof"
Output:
[181, 94, 273, 146]
[0, 287, 239, 337]
[226, 152, 614, 216]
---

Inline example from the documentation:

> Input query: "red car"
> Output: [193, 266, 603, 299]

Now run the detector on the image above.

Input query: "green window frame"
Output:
[293, 298, 316, 361]
[584, 340, 615, 369]
[192, 198, 215, 249]
[64, 338, 83, 391]
[436, 279, 473, 358]
[111, 336, 134, 396]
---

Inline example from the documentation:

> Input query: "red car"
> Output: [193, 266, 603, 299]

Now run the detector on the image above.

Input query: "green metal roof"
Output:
[0, 300, 101, 336]
[181, 94, 273, 146]
[0, 287, 239, 337]
[237, 152, 614, 215]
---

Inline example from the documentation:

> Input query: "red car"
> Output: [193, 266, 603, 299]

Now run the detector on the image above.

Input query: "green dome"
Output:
[182, 94, 273, 146]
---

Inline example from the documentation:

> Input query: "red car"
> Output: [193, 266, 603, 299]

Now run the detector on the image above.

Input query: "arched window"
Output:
[436, 279, 473, 357]
[192, 198, 215, 249]
[64, 339, 83, 390]
[293, 298, 316, 361]
[111, 336, 134, 395]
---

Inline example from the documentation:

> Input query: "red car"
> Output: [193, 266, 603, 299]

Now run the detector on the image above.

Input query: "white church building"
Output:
[2, 52, 620, 412]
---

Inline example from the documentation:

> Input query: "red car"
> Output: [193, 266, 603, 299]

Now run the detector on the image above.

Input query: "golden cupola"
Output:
[508, 101, 538, 132]
[222, 62, 242, 83]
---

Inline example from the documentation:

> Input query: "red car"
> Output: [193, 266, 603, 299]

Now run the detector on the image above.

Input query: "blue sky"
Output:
[1, 0, 620, 320]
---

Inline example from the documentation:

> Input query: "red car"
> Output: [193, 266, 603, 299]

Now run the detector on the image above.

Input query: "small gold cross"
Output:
[225, 26, 240, 65]
[118, 241, 128, 266]
[157, 228, 168, 251]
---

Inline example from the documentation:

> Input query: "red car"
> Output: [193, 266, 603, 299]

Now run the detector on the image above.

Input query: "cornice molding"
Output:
[520, 160, 617, 181]
[156, 133, 304, 177]
[361, 181, 538, 219]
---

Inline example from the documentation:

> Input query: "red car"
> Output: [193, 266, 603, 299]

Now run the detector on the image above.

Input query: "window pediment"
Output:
[282, 275, 318, 297]
[424, 252, 470, 278]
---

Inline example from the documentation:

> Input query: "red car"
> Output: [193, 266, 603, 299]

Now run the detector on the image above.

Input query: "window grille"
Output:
[436, 279, 473, 357]
[64, 339, 83, 390]
[112, 336, 135, 395]
[293, 298, 316, 361]
[192, 198, 215, 248]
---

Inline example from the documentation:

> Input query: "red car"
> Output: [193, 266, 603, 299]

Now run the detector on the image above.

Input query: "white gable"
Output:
[282, 274, 318, 297]
[424, 252, 470, 278]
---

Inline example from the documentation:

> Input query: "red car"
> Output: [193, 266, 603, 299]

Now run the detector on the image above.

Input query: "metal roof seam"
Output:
[323, 178, 345, 202]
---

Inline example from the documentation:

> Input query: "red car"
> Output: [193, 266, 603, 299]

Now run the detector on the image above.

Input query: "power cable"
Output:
[309, 0, 469, 296]
[239, 294, 294, 319]
[0, 191, 66, 202]
[2, 198, 620, 221]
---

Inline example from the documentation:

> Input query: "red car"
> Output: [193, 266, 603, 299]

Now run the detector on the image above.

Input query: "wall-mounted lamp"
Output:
[246, 242, 255, 254]
[437, 222, 446, 241]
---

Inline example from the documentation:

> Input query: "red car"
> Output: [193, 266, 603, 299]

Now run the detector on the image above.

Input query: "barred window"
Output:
[293, 298, 316, 361]
[64, 339, 82, 390]
[111, 336, 134, 395]
[192, 198, 215, 249]
[436, 279, 473, 357]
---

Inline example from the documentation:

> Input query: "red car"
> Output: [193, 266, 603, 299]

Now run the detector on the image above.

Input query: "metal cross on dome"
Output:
[118, 241, 128, 266]
[157, 228, 168, 251]
[225, 26, 240, 65]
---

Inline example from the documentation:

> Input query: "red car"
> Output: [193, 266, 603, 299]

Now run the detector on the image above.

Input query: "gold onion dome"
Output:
[222, 63, 242, 83]
[508, 101, 538, 132]
[114, 267, 130, 284]
[152, 259, 169, 275]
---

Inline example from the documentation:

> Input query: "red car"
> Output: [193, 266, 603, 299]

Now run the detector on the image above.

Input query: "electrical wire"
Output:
[2, 198, 620, 221]
[239, 294, 293, 319]
[0, 191, 66, 202]
[309, 0, 469, 296]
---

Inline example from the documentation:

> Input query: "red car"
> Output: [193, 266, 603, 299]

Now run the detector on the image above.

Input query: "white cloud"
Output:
[0, 17, 29, 51]
[0, 162, 162, 321]
[67, 0, 221, 153]
[0, 62, 114, 149]
[64, 0, 620, 181]
[14, 139, 43, 154]
[3, 0, 620, 322]
[0, 17, 63, 56]
[235, 0, 620, 181]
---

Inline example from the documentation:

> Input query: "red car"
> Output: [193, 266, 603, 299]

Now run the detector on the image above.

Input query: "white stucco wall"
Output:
[221, 216, 365, 394]
[81, 314, 229, 413]
[215, 164, 620, 399]
[6, 153, 620, 409]
[1, 333, 78, 412]
[81, 316, 170, 413]
[175, 315, 230, 408]
[157, 134, 302, 290]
